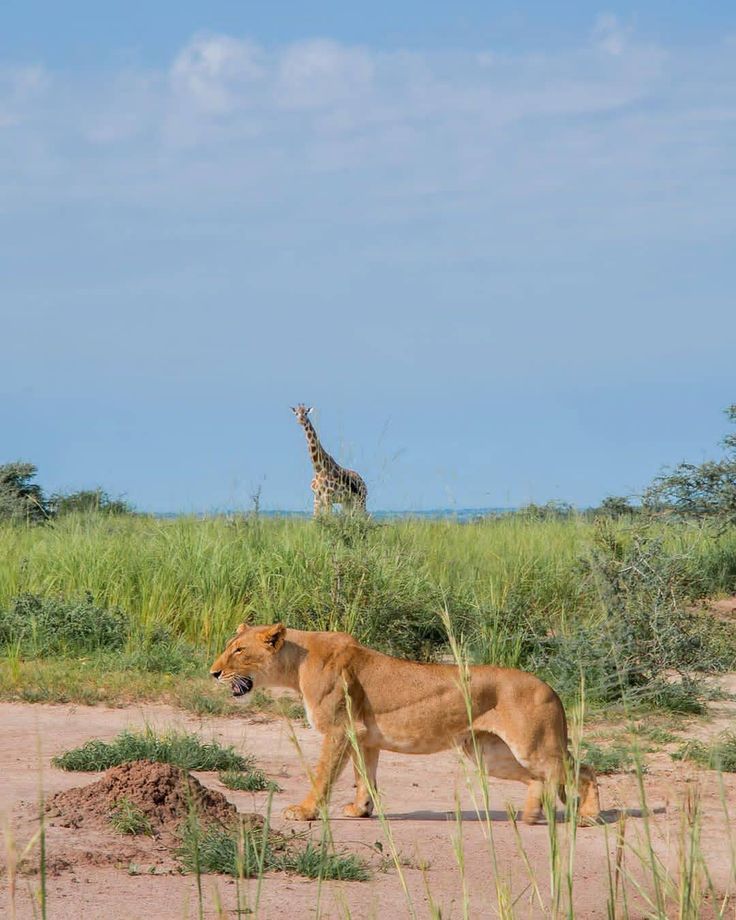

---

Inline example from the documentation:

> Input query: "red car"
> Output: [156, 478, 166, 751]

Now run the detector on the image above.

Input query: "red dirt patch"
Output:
[707, 595, 736, 617]
[4, 701, 736, 918]
[46, 761, 243, 837]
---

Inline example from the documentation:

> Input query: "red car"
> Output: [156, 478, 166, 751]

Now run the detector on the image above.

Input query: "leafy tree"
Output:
[594, 495, 638, 517]
[644, 405, 736, 524]
[0, 462, 48, 523]
[519, 500, 574, 520]
[50, 488, 132, 516]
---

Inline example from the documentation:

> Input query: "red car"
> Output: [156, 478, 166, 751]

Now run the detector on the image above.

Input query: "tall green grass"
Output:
[1, 514, 735, 706]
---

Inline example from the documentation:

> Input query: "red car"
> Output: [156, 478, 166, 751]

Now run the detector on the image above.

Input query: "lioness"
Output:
[210, 624, 600, 825]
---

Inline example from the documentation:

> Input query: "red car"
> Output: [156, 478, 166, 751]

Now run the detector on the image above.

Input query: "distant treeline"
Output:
[3, 403, 734, 526]
[0, 462, 133, 523]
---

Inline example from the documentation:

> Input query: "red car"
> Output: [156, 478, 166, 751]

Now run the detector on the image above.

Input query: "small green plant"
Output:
[218, 769, 280, 793]
[580, 740, 639, 775]
[108, 798, 154, 836]
[178, 818, 275, 877]
[52, 729, 249, 772]
[673, 732, 736, 772]
[632, 724, 679, 745]
[282, 840, 370, 881]
[178, 819, 369, 881]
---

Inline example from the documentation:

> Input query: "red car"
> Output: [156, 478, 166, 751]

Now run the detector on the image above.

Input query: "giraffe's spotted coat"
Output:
[291, 404, 368, 516]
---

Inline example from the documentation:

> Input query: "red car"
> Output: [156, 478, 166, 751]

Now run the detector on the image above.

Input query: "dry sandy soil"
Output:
[1, 687, 735, 920]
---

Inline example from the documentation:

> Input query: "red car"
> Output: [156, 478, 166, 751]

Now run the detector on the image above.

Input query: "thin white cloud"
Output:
[1, 21, 734, 246]
[275, 39, 374, 110]
[0, 64, 48, 127]
[592, 13, 628, 57]
[170, 33, 264, 114]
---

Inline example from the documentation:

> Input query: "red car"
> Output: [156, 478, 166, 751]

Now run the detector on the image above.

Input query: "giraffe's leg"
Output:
[313, 488, 330, 517]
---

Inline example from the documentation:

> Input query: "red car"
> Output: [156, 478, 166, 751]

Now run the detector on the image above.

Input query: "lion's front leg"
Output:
[283, 730, 351, 821]
[343, 744, 379, 817]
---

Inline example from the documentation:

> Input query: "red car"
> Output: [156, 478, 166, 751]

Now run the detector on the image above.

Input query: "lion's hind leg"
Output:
[554, 758, 601, 824]
[460, 731, 551, 824]
[574, 762, 601, 823]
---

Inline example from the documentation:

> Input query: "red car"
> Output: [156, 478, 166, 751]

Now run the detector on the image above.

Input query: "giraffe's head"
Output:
[291, 404, 314, 427]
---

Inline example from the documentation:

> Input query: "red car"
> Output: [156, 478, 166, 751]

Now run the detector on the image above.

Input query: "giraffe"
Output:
[291, 404, 368, 516]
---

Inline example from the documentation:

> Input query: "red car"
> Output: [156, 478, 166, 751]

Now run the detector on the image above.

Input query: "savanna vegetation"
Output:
[1, 406, 735, 720]
[0, 509, 734, 717]
[2, 406, 736, 919]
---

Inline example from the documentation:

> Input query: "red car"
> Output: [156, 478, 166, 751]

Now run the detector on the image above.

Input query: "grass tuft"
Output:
[52, 729, 249, 772]
[673, 732, 736, 772]
[282, 840, 371, 881]
[108, 797, 154, 836]
[177, 817, 369, 881]
[218, 769, 280, 793]
[580, 741, 639, 774]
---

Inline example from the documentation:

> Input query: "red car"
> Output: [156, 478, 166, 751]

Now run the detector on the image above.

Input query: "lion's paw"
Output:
[282, 804, 318, 822]
[343, 802, 373, 818]
[577, 813, 603, 827]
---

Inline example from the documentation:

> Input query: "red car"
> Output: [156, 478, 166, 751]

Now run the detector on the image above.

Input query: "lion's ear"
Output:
[262, 623, 286, 650]
[235, 623, 248, 636]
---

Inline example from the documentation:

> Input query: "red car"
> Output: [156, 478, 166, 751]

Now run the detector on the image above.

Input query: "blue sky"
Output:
[2, 2, 735, 512]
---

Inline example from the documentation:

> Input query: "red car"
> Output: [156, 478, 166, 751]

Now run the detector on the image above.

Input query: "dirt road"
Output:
[2, 700, 734, 919]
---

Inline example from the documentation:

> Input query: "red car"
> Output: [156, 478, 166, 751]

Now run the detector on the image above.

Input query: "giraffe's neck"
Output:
[302, 418, 336, 473]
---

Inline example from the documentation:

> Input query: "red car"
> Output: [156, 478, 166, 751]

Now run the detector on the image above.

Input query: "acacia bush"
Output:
[645, 404, 736, 525]
[0, 462, 48, 523]
[532, 521, 732, 709]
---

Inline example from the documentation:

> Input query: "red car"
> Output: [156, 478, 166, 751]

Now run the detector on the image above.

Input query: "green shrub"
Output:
[518, 501, 574, 521]
[535, 522, 728, 711]
[632, 724, 679, 745]
[52, 729, 249, 772]
[0, 594, 129, 655]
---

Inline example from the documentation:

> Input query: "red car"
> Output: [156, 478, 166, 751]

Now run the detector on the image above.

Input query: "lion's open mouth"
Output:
[232, 675, 253, 697]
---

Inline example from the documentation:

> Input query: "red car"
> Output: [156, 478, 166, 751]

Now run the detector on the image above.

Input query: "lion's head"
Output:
[210, 623, 286, 697]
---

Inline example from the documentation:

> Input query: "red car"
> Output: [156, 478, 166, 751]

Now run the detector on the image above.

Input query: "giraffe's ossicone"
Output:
[291, 404, 368, 516]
